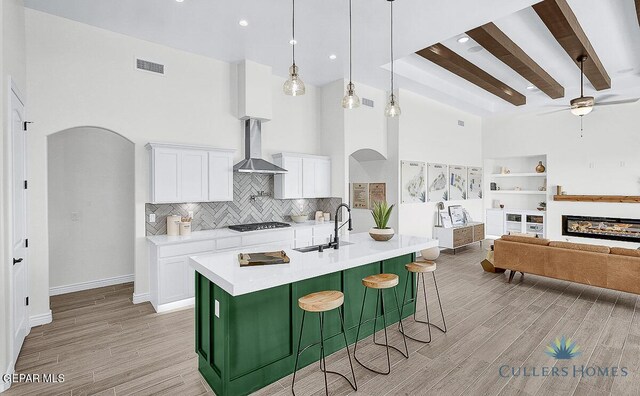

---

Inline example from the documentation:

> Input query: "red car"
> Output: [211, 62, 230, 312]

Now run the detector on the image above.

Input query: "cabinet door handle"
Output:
[13, 258, 23, 265]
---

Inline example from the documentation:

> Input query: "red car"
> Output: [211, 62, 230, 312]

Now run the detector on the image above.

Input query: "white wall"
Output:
[1, 0, 26, 387]
[48, 127, 135, 290]
[397, 89, 484, 238]
[483, 104, 640, 248]
[25, 9, 324, 317]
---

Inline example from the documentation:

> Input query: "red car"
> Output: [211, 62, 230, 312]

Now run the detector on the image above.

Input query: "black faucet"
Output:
[330, 203, 353, 249]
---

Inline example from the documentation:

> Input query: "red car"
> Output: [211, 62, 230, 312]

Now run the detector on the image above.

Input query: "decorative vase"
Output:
[536, 161, 546, 173]
[369, 227, 395, 241]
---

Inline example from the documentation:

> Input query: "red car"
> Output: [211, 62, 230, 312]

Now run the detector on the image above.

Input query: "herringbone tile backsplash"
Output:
[145, 174, 342, 235]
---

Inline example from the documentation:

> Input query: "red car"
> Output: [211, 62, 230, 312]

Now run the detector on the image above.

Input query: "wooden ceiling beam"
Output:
[532, 0, 611, 90]
[416, 43, 526, 106]
[466, 22, 564, 99]
[636, 0, 640, 27]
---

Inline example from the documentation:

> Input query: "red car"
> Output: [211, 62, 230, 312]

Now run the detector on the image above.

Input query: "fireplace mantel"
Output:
[553, 195, 640, 203]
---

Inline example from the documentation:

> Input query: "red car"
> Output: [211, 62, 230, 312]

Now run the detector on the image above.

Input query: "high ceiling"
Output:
[24, 0, 640, 116]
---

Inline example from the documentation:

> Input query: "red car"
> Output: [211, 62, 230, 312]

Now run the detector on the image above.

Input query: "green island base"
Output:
[195, 253, 416, 396]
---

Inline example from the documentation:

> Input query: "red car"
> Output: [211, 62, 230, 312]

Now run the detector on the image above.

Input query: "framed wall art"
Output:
[401, 161, 426, 203]
[427, 163, 448, 202]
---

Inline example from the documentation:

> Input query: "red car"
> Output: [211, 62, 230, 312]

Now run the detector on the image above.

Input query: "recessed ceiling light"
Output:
[468, 46, 483, 53]
[526, 85, 536, 90]
[238, 20, 249, 27]
[289, 39, 297, 45]
[175, 0, 184, 2]
[329, 54, 337, 60]
[457, 36, 470, 44]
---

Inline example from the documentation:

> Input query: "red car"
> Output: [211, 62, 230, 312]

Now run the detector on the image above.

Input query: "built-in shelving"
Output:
[490, 173, 547, 178]
[553, 195, 640, 203]
[491, 190, 547, 195]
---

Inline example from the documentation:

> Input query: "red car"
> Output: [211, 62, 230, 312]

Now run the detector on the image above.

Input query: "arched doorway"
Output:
[47, 127, 135, 295]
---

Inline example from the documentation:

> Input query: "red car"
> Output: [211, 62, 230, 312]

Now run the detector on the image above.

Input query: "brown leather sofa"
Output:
[494, 235, 640, 295]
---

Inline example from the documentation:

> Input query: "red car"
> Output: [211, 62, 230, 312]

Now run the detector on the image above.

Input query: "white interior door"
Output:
[10, 82, 29, 363]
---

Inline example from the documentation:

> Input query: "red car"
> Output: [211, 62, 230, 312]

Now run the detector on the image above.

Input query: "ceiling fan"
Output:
[543, 55, 639, 117]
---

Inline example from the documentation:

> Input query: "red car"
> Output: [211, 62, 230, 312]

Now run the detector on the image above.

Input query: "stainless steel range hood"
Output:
[233, 119, 287, 174]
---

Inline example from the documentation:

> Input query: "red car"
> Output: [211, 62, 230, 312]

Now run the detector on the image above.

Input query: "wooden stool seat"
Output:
[298, 291, 344, 312]
[406, 261, 437, 273]
[362, 273, 399, 289]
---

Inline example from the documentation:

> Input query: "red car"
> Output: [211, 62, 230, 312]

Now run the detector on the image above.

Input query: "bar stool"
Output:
[292, 291, 357, 396]
[354, 274, 409, 375]
[398, 259, 447, 343]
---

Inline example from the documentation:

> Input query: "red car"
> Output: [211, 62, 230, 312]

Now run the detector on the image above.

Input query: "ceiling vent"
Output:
[362, 98, 374, 107]
[136, 58, 165, 75]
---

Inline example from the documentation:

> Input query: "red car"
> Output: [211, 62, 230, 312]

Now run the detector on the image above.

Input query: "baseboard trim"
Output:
[30, 310, 53, 327]
[49, 274, 134, 296]
[132, 292, 151, 304]
[1, 361, 15, 393]
[156, 298, 194, 313]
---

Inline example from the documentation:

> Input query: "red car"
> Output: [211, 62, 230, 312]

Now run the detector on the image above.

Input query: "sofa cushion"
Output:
[610, 247, 640, 258]
[548, 241, 610, 254]
[501, 235, 550, 246]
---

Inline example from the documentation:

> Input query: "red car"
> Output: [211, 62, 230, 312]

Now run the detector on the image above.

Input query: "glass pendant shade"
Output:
[384, 93, 401, 117]
[342, 82, 360, 109]
[283, 64, 305, 96]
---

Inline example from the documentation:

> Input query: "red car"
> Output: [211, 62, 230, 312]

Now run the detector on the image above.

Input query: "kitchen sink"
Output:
[293, 241, 353, 253]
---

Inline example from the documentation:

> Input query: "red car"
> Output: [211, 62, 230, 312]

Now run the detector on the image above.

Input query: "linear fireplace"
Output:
[562, 215, 640, 243]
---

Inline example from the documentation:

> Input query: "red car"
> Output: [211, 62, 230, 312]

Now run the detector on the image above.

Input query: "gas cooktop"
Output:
[228, 222, 291, 232]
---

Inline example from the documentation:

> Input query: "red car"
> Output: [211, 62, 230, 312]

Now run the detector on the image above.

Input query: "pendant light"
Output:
[384, 0, 400, 117]
[283, 0, 305, 96]
[341, 0, 360, 109]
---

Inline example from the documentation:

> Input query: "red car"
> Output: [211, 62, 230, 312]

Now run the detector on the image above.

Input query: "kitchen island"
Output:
[189, 232, 437, 396]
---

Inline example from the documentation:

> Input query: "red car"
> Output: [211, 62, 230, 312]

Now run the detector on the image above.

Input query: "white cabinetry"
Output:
[208, 151, 234, 202]
[146, 143, 235, 203]
[273, 153, 331, 199]
[274, 155, 303, 199]
[485, 209, 505, 237]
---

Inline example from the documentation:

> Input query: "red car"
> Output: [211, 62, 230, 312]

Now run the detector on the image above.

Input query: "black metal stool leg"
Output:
[393, 286, 409, 358]
[291, 311, 306, 395]
[353, 287, 367, 358]
[319, 312, 329, 396]
[432, 272, 447, 333]
[338, 306, 357, 391]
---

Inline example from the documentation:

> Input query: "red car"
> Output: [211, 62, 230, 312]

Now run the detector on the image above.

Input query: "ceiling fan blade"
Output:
[596, 94, 618, 102]
[538, 108, 569, 115]
[595, 98, 640, 107]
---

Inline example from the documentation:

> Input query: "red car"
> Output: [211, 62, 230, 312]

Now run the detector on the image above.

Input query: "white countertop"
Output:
[146, 220, 333, 246]
[189, 232, 437, 296]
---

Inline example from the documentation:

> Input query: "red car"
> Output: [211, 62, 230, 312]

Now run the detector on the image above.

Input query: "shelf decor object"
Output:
[341, 0, 360, 109]
[535, 161, 546, 173]
[553, 195, 640, 203]
[283, 0, 305, 96]
[384, 0, 401, 117]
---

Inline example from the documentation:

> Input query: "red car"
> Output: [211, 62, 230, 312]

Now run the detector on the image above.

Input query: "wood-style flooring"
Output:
[5, 242, 640, 395]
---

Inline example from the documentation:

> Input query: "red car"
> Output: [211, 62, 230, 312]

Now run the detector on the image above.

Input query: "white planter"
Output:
[369, 227, 395, 241]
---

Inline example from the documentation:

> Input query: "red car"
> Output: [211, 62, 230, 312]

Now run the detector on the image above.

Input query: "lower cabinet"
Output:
[150, 224, 344, 312]
[434, 221, 485, 251]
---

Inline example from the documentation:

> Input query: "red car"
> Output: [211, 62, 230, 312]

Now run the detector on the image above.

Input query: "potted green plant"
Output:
[369, 201, 395, 241]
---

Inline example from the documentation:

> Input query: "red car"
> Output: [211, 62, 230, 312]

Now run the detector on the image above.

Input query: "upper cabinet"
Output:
[273, 153, 331, 199]
[208, 151, 234, 202]
[146, 143, 235, 204]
